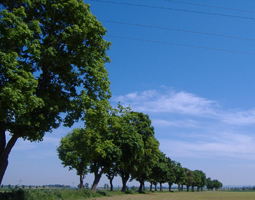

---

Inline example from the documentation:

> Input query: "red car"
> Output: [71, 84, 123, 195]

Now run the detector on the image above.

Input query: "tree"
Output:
[105, 164, 118, 191]
[0, 0, 111, 184]
[213, 179, 223, 190]
[174, 162, 186, 191]
[110, 105, 144, 192]
[57, 128, 90, 189]
[197, 170, 206, 191]
[206, 177, 214, 190]
[184, 168, 195, 192]
[192, 170, 201, 192]
[149, 151, 170, 191]
[167, 159, 177, 192]
[129, 112, 160, 193]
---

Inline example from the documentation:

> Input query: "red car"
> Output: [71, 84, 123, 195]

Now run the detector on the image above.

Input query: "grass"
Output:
[2, 189, 255, 200]
[92, 190, 255, 200]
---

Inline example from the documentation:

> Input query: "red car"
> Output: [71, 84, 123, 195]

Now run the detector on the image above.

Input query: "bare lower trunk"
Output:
[109, 178, 113, 191]
[160, 183, 162, 191]
[138, 180, 144, 192]
[187, 186, 189, 191]
[169, 183, 172, 191]
[197, 186, 200, 191]
[79, 175, 84, 189]
[150, 182, 152, 191]
[91, 167, 104, 192]
[154, 183, 157, 191]
[120, 171, 129, 192]
[0, 131, 19, 185]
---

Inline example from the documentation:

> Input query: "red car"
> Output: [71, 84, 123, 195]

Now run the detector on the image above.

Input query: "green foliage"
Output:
[0, 0, 111, 184]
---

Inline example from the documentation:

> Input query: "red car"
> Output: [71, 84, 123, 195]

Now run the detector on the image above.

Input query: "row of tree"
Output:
[57, 104, 223, 192]
[0, 1, 223, 192]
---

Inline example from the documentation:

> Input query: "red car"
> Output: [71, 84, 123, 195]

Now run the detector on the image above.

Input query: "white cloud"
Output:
[159, 132, 255, 160]
[221, 109, 255, 125]
[152, 119, 199, 128]
[113, 89, 217, 116]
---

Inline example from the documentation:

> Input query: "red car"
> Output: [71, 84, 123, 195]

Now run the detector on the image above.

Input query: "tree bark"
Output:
[79, 174, 84, 189]
[150, 182, 152, 191]
[0, 132, 19, 185]
[138, 180, 144, 192]
[197, 186, 200, 191]
[120, 171, 129, 192]
[154, 183, 157, 191]
[109, 178, 113, 191]
[187, 186, 189, 191]
[169, 183, 172, 191]
[160, 183, 162, 191]
[91, 167, 104, 192]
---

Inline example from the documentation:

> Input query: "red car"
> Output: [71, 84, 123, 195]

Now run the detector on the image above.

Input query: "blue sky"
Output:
[3, 0, 255, 187]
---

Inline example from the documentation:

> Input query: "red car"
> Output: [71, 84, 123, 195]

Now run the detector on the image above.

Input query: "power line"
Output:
[90, 0, 255, 20]
[106, 35, 255, 56]
[100, 19, 255, 42]
[165, 0, 255, 14]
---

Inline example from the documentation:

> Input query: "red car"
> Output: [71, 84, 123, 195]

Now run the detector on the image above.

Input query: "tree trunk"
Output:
[138, 180, 144, 192]
[178, 184, 180, 191]
[0, 132, 19, 185]
[120, 171, 129, 192]
[150, 182, 152, 191]
[91, 167, 104, 192]
[154, 183, 157, 191]
[79, 174, 84, 189]
[192, 186, 194, 192]
[169, 183, 172, 191]
[160, 183, 162, 191]
[109, 178, 113, 191]
[187, 186, 189, 191]
[197, 186, 200, 191]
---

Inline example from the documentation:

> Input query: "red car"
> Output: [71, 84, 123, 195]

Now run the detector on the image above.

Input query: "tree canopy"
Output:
[0, 0, 111, 184]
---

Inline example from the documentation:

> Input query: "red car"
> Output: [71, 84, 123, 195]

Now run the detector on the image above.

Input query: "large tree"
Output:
[0, 0, 111, 184]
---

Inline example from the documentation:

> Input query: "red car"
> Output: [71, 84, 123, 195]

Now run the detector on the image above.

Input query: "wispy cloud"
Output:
[113, 89, 217, 116]
[152, 119, 199, 128]
[221, 109, 255, 125]
[160, 132, 255, 159]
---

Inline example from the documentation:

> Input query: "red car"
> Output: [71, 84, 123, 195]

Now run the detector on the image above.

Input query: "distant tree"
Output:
[192, 170, 201, 192]
[57, 128, 90, 189]
[184, 168, 195, 192]
[84, 183, 89, 189]
[197, 170, 206, 191]
[167, 158, 177, 192]
[149, 151, 171, 191]
[109, 105, 144, 192]
[129, 112, 160, 193]
[206, 177, 214, 190]
[174, 163, 186, 191]
[213, 179, 223, 190]
[105, 164, 118, 191]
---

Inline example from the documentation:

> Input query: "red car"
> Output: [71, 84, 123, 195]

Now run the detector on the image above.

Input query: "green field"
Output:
[90, 191, 255, 200]
[2, 189, 255, 200]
